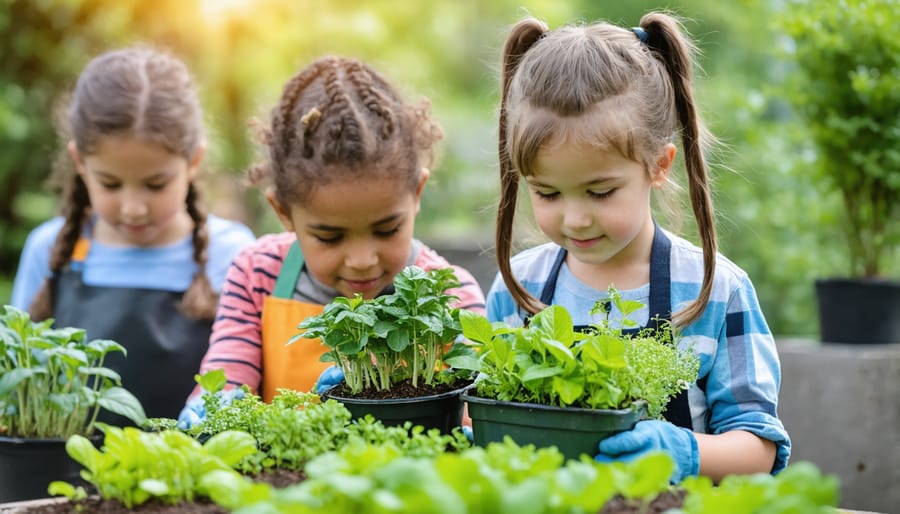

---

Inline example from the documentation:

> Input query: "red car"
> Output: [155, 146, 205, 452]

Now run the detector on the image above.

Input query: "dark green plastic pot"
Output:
[463, 390, 646, 460]
[0, 435, 95, 503]
[322, 385, 466, 434]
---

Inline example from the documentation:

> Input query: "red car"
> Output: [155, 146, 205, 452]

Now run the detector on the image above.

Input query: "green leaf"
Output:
[65, 435, 101, 472]
[197, 369, 227, 393]
[203, 430, 258, 467]
[551, 376, 584, 406]
[97, 386, 147, 426]
[0, 367, 45, 398]
[139, 478, 169, 496]
[459, 309, 494, 344]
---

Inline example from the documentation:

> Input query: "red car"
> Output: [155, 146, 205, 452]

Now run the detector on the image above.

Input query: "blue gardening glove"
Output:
[461, 425, 474, 442]
[176, 388, 245, 430]
[595, 420, 699, 483]
[316, 366, 345, 395]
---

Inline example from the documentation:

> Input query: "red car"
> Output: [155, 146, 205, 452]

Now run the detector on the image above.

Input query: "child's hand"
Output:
[595, 420, 699, 483]
[316, 366, 345, 395]
[176, 388, 245, 430]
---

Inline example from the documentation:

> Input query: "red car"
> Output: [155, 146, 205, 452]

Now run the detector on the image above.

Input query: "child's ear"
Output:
[413, 168, 430, 215]
[68, 140, 86, 175]
[650, 143, 676, 187]
[187, 143, 206, 180]
[265, 189, 295, 231]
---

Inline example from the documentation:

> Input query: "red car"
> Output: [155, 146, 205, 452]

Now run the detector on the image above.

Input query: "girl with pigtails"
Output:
[488, 13, 790, 482]
[11, 47, 256, 420]
[178, 56, 485, 425]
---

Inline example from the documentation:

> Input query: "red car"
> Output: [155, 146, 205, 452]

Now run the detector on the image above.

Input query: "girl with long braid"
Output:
[489, 14, 789, 482]
[179, 56, 485, 422]
[11, 47, 255, 420]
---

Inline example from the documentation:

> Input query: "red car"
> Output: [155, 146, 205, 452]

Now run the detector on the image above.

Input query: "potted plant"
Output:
[0, 305, 146, 502]
[292, 266, 477, 433]
[779, 0, 900, 344]
[455, 290, 699, 460]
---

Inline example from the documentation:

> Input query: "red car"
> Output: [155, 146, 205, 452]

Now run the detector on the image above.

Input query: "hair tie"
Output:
[631, 27, 649, 44]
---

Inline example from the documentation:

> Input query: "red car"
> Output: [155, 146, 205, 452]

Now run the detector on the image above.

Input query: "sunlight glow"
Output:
[201, 0, 254, 21]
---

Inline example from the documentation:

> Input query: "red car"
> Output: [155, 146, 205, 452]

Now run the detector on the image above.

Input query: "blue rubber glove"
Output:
[461, 425, 474, 442]
[316, 366, 345, 395]
[595, 420, 699, 483]
[176, 388, 245, 430]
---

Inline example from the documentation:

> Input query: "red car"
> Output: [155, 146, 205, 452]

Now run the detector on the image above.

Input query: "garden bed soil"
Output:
[1, 489, 685, 514]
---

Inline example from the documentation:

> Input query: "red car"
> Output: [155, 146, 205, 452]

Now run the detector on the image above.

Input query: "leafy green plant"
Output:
[677, 461, 839, 514]
[0, 305, 146, 439]
[457, 290, 699, 418]
[293, 266, 476, 394]
[49, 424, 256, 508]
[204, 437, 675, 514]
[177, 370, 469, 474]
[778, 0, 900, 277]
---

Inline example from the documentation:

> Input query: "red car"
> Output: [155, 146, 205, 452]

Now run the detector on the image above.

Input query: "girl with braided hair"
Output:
[488, 14, 789, 482]
[11, 47, 255, 421]
[179, 56, 485, 419]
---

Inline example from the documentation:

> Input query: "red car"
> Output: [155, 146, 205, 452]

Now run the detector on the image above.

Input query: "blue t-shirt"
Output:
[486, 230, 791, 473]
[10, 215, 255, 309]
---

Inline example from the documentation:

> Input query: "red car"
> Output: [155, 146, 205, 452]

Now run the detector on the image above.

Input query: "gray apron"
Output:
[51, 239, 211, 423]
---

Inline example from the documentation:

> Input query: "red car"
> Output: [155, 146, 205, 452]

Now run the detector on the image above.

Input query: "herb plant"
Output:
[293, 266, 476, 394]
[0, 305, 146, 439]
[457, 290, 699, 417]
[178, 370, 469, 474]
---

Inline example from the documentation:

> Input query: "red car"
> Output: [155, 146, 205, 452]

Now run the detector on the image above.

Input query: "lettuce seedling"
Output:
[293, 266, 476, 394]
[0, 305, 146, 438]
[457, 288, 699, 417]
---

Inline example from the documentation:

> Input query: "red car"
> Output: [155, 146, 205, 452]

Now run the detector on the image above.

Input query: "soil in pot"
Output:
[322, 378, 471, 434]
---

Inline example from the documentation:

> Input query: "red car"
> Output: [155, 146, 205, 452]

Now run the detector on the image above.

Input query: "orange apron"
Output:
[260, 242, 330, 402]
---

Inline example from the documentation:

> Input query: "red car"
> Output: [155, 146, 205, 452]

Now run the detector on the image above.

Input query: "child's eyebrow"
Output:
[308, 214, 404, 232]
[93, 170, 173, 181]
[526, 176, 619, 188]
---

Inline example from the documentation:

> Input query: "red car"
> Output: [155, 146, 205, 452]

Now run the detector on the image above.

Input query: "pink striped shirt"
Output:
[196, 232, 486, 394]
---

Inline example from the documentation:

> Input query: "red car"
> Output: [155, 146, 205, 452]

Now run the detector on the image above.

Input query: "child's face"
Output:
[270, 172, 427, 300]
[527, 140, 671, 280]
[70, 135, 201, 247]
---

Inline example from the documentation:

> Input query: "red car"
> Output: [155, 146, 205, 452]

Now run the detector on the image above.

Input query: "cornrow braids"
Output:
[179, 182, 217, 320]
[256, 56, 441, 210]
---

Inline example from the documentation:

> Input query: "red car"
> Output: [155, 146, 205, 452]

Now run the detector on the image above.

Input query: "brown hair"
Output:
[29, 46, 217, 321]
[497, 13, 717, 327]
[247, 56, 442, 207]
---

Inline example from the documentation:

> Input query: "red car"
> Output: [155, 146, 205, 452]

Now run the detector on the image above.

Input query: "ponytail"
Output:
[639, 13, 717, 327]
[497, 18, 548, 316]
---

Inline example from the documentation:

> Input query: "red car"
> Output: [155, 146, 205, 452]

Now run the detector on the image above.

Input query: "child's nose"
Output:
[345, 241, 379, 269]
[563, 202, 593, 230]
[120, 190, 148, 218]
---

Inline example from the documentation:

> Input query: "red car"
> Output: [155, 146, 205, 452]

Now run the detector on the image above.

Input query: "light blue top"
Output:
[486, 230, 791, 473]
[10, 215, 255, 308]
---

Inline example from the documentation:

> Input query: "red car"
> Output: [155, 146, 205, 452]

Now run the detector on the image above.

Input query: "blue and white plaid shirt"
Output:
[486, 230, 791, 473]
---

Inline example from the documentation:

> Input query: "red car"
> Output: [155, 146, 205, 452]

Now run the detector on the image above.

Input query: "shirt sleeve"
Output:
[10, 218, 63, 310]
[192, 247, 267, 398]
[703, 275, 791, 473]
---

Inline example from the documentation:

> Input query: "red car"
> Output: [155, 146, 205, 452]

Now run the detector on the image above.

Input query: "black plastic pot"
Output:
[815, 278, 900, 344]
[0, 435, 93, 503]
[463, 390, 646, 460]
[322, 385, 466, 434]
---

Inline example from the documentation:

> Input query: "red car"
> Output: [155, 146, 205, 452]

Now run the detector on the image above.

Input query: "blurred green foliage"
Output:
[2, 0, 895, 335]
[777, 0, 900, 278]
